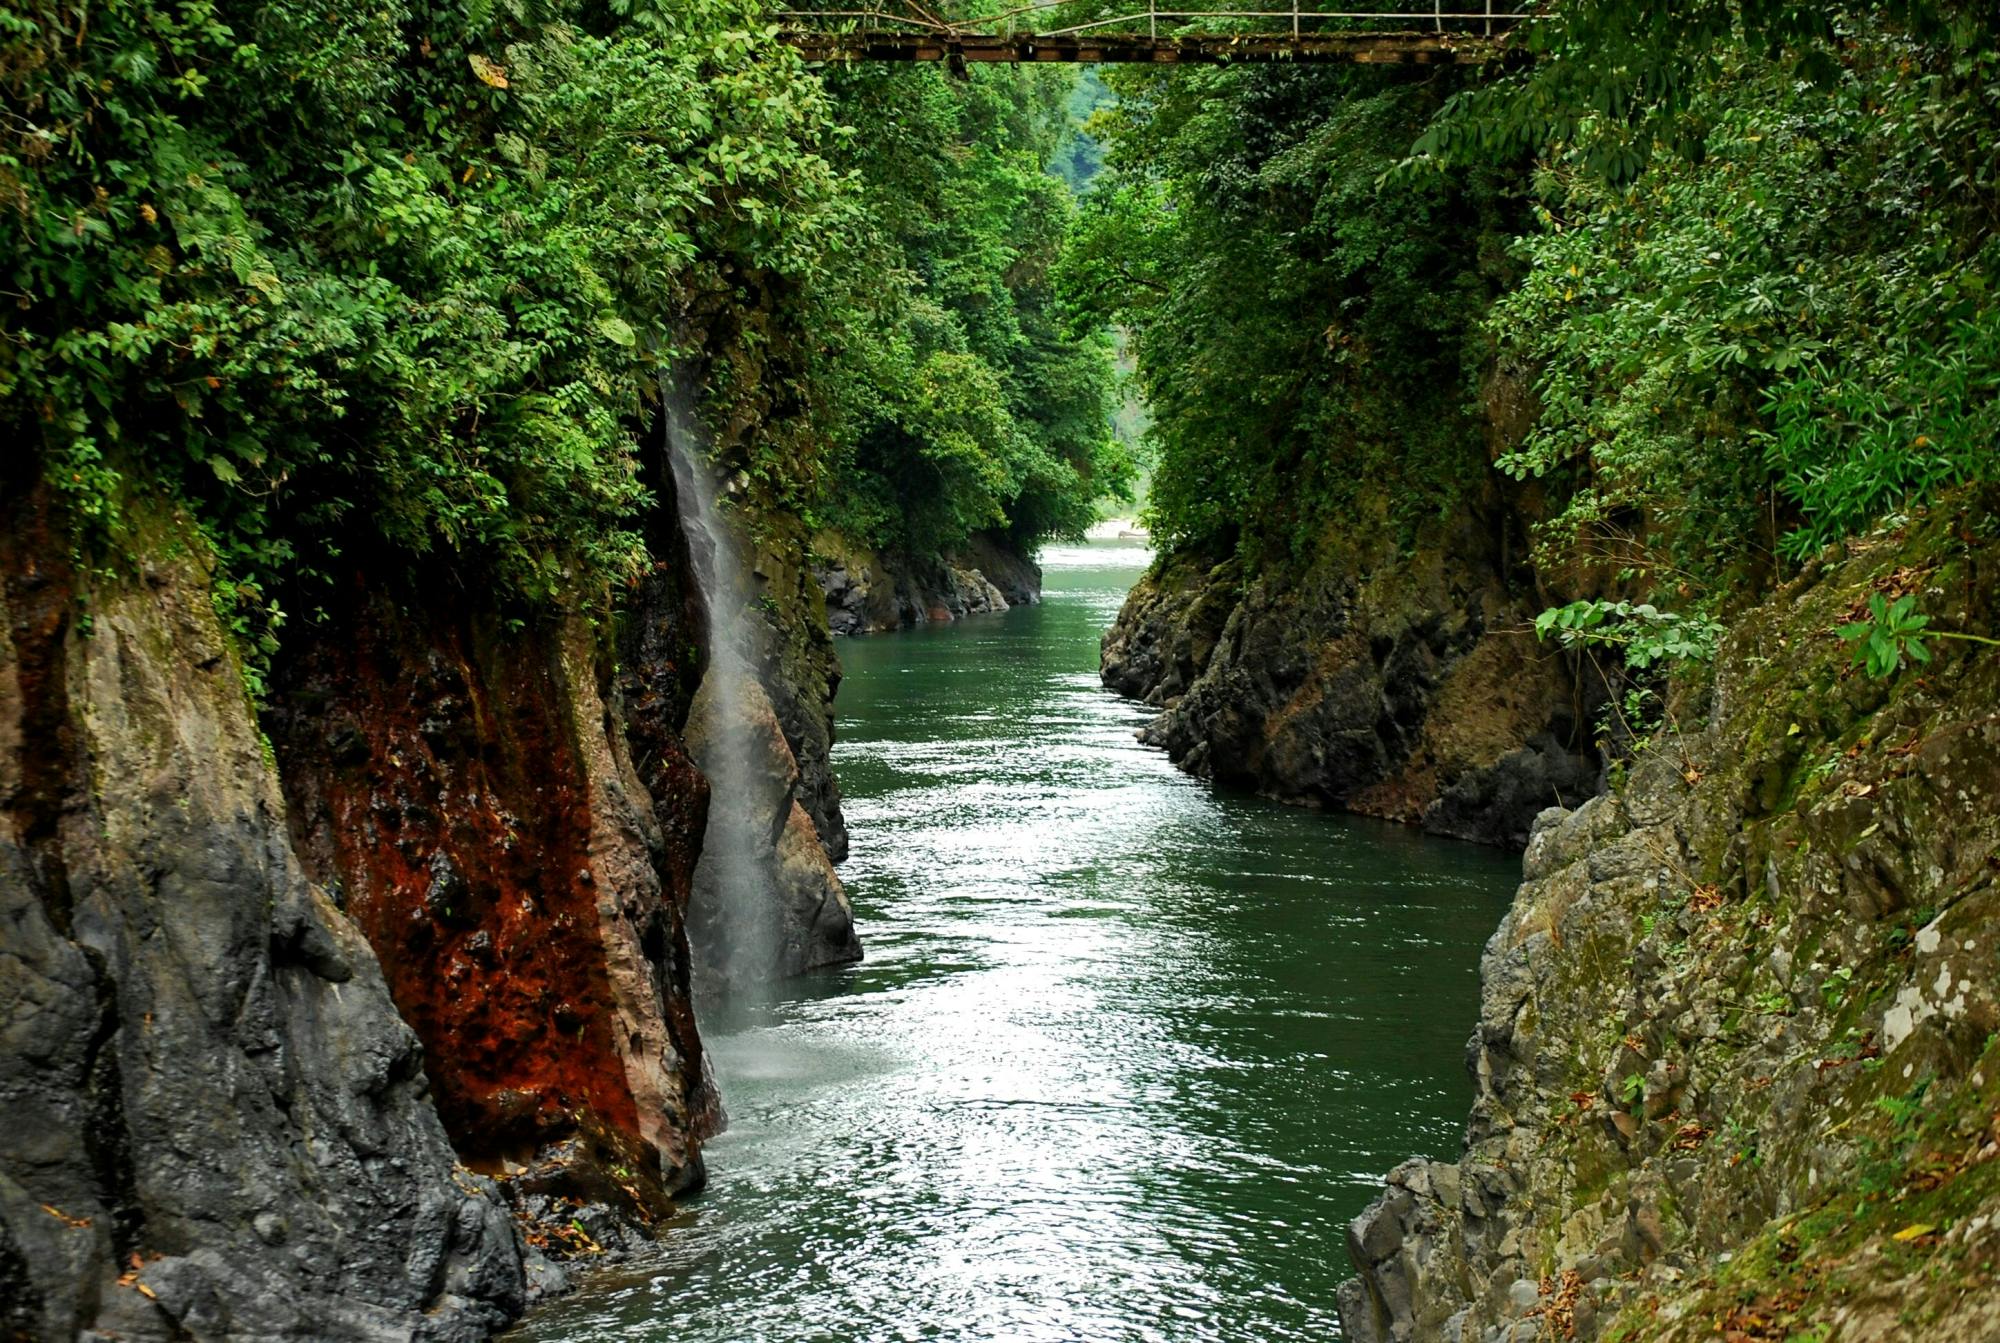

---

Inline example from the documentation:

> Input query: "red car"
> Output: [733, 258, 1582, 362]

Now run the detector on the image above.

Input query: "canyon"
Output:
[7, 8, 1999, 1340]
[9, 456, 2000, 1343]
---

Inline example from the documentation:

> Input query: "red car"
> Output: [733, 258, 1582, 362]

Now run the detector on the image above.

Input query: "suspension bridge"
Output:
[776, 1, 1525, 65]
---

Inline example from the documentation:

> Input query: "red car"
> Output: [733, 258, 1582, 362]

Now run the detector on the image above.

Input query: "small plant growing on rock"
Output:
[1723, 1119, 1761, 1169]
[1535, 599, 1724, 669]
[1839, 592, 2000, 678]
[1602, 686, 1665, 744]
[1818, 965, 1855, 1011]
[1840, 593, 1931, 677]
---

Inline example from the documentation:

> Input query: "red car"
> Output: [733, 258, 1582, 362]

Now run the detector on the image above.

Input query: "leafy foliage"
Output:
[1068, 2, 2000, 738]
[21, 0, 2000, 709]
[1487, 33, 2000, 586]
[1056, 64, 1513, 559]
[814, 65, 1128, 559]
[4, 0, 856, 654]
[1409, 0, 1992, 184]
[5, 0, 1120, 691]
[1840, 592, 1934, 679]
[1838, 590, 2000, 678]
[1535, 600, 1724, 671]
[1048, 67, 1115, 193]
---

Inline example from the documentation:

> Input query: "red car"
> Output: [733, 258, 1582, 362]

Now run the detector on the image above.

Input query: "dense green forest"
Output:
[7, 0, 1999, 676]
[811, 63, 1129, 558]
[1059, 63, 1510, 558]
[1067, 1, 2000, 643]
[3, 0, 1122, 690]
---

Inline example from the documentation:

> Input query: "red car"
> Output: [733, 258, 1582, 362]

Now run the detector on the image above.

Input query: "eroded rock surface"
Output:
[813, 529, 1040, 637]
[682, 671, 861, 984]
[270, 575, 722, 1211]
[1342, 505, 2000, 1342]
[747, 519, 850, 863]
[0, 489, 525, 1342]
[1102, 502, 1597, 848]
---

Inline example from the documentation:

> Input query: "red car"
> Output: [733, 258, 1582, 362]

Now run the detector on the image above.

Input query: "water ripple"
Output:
[508, 541, 1517, 1343]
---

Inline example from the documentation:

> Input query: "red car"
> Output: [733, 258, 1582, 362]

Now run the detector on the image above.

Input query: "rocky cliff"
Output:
[813, 530, 1041, 638]
[682, 670, 861, 985]
[0, 485, 526, 1342]
[1341, 498, 2000, 1342]
[269, 567, 722, 1214]
[0, 420, 855, 1338]
[1102, 487, 1599, 849]
[675, 463, 861, 982]
[746, 514, 853, 864]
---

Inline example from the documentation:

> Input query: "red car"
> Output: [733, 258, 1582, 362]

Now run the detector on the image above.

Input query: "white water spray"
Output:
[660, 387, 782, 991]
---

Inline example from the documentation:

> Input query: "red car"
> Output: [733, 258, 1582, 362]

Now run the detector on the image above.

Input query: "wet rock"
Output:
[1101, 496, 1599, 850]
[1341, 504, 2000, 1341]
[1100, 548, 1239, 706]
[964, 534, 1043, 609]
[812, 528, 1040, 637]
[683, 671, 860, 984]
[773, 801, 864, 969]
[744, 528, 850, 865]
[0, 489, 525, 1340]
[270, 572, 719, 1214]
[685, 671, 801, 837]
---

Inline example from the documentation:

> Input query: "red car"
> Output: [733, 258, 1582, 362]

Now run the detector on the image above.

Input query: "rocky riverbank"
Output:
[1341, 498, 2000, 1342]
[812, 531, 1041, 637]
[1101, 487, 1600, 849]
[0, 485, 529, 1341]
[0, 421, 863, 1338]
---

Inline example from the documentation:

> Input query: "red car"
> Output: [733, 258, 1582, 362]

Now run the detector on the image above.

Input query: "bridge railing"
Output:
[775, 1, 1527, 41]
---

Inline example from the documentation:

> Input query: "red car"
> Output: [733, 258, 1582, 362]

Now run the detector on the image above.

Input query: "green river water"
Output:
[511, 538, 1519, 1343]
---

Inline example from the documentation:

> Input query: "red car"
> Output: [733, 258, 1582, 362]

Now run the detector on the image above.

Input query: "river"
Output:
[509, 539, 1519, 1343]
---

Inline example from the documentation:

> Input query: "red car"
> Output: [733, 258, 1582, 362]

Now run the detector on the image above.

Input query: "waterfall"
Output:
[659, 385, 780, 991]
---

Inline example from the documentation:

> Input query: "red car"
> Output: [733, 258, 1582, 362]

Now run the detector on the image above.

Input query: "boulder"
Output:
[683, 670, 860, 984]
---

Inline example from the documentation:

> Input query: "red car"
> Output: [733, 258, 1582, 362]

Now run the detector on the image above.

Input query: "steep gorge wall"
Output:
[746, 514, 854, 863]
[0, 423, 856, 1338]
[268, 569, 721, 1209]
[0, 486, 525, 1342]
[1102, 483, 1599, 849]
[1342, 501, 2000, 1342]
[680, 466, 861, 981]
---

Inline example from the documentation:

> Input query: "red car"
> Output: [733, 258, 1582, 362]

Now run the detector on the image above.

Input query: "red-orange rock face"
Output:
[272, 575, 720, 1207]
[1, 482, 528, 1340]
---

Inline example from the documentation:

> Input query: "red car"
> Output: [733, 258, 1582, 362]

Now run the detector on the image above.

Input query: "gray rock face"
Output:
[1101, 514, 1598, 849]
[963, 534, 1043, 610]
[683, 670, 860, 983]
[744, 522, 851, 865]
[813, 531, 1040, 637]
[1341, 512, 2000, 1341]
[0, 494, 524, 1341]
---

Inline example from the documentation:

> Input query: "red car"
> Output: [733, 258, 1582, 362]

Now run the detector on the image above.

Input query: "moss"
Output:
[1600, 1035, 2000, 1340]
[1351, 495, 2000, 1342]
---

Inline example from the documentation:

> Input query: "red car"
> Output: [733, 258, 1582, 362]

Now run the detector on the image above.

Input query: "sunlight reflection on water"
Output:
[507, 539, 1518, 1343]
